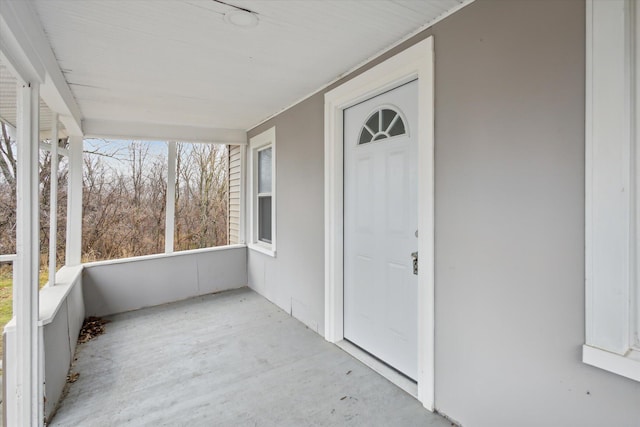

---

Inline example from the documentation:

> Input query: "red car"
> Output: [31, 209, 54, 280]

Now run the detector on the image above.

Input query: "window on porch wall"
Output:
[81, 139, 231, 262]
[248, 127, 276, 256]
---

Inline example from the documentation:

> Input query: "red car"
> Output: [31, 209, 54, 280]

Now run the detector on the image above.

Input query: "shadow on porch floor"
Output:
[50, 288, 451, 426]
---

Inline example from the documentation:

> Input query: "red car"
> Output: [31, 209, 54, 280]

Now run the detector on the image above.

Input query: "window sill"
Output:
[248, 243, 276, 258]
[583, 345, 640, 383]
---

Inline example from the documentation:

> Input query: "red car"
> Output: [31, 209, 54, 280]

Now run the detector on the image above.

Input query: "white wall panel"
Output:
[83, 246, 247, 316]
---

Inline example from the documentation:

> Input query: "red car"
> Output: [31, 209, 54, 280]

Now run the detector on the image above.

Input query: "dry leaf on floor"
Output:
[78, 317, 110, 344]
[67, 372, 80, 383]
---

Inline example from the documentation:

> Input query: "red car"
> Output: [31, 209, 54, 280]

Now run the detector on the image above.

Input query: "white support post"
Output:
[48, 113, 58, 286]
[165, 141, 176, 253]
[65, 136, 83, 266]
[15, 81, 42, 426]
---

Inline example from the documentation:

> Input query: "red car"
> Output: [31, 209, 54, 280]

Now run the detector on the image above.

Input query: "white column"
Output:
[15, 81, 41, 426]
[48, 113, 58, 286]
[165, 141, 176, 253]
[65, 136, 83, 266]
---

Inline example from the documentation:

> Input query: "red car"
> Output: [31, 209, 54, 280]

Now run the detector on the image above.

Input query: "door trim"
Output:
[324, 36, 435, 410]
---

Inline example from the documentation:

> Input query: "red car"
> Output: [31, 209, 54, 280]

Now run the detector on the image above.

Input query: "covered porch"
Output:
[2, 0, 640, 426]
[50, 287, 449, 426]
[0, 0, 472, 425]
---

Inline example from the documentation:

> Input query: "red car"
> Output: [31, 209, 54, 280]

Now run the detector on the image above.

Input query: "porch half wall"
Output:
[83, 245, 247, 317]
[247, 0, 640, 425]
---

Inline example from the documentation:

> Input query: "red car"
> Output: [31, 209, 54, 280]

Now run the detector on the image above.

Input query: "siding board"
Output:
[228, 145, 242, 244]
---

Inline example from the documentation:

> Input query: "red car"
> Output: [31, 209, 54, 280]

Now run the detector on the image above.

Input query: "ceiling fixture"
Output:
[213, 0, 259, 28]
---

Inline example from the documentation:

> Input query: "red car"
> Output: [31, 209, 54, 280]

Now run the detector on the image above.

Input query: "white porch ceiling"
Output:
[0, 60, 67, 139]
[31, 0, 465, 134]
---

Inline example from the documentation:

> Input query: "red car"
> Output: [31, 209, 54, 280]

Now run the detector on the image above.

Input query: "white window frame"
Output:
[248, 127, 276, 257]
[583, 0, 640, 382]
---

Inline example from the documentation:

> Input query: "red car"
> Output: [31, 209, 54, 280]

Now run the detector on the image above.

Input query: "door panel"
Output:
[343, 80, 418, 380]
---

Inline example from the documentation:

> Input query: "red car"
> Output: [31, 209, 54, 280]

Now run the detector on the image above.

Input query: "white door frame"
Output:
[324, 36, 435, 410]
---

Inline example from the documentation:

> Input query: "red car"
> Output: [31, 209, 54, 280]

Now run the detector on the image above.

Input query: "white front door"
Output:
[343, 80, 418, 380]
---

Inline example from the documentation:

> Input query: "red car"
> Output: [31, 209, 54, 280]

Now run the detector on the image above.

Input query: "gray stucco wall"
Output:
[248, 95, 326, 334]
[430, 1, 639, 426]
[248, 0, 640, 425]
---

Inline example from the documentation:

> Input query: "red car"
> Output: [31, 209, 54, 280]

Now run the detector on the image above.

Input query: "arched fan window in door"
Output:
[358, 107, 407, 145]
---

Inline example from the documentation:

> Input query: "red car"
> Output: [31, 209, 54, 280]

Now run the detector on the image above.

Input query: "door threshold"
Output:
[335, 340, 418, 398]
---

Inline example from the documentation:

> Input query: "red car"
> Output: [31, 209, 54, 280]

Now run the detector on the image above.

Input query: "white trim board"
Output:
[324, 36, 435, 410]
[336, 340, 418, 398]
[584, 0, 640, 382]
[247, 126, 277, 257]
[583, 345, 640, 383]
[83, 119, 247, 145]
[81, 244, 246, 268]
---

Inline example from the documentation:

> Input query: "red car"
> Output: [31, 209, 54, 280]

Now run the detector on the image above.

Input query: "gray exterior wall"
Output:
[248, 97, 325, 333]
[248, 0, 640, 425]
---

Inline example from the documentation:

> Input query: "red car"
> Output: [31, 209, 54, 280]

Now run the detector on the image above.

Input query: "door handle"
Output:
[411, 251, 418, 275]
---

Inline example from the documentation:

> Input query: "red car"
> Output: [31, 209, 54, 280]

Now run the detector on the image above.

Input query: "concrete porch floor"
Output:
[49, 288, 452, 426]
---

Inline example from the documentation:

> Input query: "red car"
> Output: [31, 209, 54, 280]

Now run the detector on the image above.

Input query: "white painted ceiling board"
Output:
[0, 60, 67, 138]
[31, 0, 465, 132]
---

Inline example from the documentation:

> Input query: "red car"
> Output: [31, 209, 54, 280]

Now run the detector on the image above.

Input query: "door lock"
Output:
[411, 251, 418, 275]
